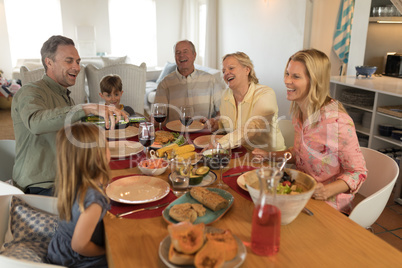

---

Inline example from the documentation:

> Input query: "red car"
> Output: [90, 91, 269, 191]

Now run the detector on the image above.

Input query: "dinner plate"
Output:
[158, 226, 246, 268]
[162, 188, 234, 225]
[105, 126, 139, 140]
[106, 176, 170, 204]
[237, 170, 258, 192]
[168, 171, 217, 188]
[166, 120, 204, 133]
[193, 134, 224, 148]
[108, 140, 143, 158]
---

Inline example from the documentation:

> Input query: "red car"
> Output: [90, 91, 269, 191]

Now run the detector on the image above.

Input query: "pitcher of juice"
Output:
[251, 166, 283, 256]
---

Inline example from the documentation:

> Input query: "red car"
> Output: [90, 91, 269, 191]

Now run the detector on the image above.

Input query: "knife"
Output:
[116, 202, 169, 218]
[223, 171, 249, 178]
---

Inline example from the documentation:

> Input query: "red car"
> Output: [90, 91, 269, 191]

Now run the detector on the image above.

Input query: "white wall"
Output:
[218, 0, 307, 118]
[155, 0, 182, 66]
[60, 0, 111, 56]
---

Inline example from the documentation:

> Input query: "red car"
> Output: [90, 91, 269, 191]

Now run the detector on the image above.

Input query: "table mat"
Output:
[108, 174, 177, 219]
[109, 152, 146, 170]
[222, 166, 259, 202]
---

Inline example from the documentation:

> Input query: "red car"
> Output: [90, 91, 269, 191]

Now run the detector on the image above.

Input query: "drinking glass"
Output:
[151, 103, 167, 131]
[138, 122, 155, 158]
[211, 142, 231, 189]
[169, 159, 191, 196]
[180, 106, 194, 131]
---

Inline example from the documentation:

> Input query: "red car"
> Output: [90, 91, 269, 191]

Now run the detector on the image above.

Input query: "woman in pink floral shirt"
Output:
[253, 49, 367, 214]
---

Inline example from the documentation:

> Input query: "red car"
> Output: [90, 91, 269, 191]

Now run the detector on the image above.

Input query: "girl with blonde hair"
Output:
[253, 49, 367, 214]
[47, 123, 110, 267]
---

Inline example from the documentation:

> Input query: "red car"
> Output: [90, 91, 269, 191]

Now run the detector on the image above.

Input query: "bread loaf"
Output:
[190, 187, 229, 212]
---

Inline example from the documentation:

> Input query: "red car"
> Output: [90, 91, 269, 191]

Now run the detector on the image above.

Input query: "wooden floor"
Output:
[0, 108, 401, 251]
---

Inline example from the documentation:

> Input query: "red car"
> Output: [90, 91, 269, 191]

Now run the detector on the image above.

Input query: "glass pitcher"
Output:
[251, 166, 283, 256]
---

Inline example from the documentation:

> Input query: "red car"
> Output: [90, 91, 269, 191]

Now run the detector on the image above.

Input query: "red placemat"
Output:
[222, 166, 258, 202]
[109, 152, 146, 170]
[108, 174, 178, 219]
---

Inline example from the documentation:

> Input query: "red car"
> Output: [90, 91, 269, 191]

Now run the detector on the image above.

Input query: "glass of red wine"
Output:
[151, 103, 167, 131]
[211, 142, 231, 189]
[138, 122, 155, 158]
[180, 106, 194, 131]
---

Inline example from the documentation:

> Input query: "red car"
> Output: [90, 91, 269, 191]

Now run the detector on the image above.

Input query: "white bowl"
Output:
[138, 159, 169, 176]
[246, 168, 316, 225]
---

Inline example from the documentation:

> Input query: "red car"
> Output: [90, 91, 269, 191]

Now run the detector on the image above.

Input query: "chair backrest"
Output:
[86, 63, 147, 114]
[20, 66, 88, 105]
[278, 119, 294, 148]
[349, 147, 399, 228]
[0, 140, 16, 182]
[0, 181, 23, 195]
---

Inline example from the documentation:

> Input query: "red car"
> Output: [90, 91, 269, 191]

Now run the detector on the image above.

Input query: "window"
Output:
[108, 0, 157, 67]
[4, 0, 63, 66]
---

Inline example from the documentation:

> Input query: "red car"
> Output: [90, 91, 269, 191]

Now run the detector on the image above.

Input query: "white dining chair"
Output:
[0, 139, 16, 183]
[349, 147, 399, 231]
[20, 66, 88, 105]
[278, 119, 294, 148]
[0, 181, 23, 196]
[85, 63, 147, 115]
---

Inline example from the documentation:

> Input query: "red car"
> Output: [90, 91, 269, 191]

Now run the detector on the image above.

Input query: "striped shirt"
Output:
[154, 69, 224, 122]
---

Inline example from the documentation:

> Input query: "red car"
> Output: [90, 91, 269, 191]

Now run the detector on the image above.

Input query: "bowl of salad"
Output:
[245, 168, 316, 225]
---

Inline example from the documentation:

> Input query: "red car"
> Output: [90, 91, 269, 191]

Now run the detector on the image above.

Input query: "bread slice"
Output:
[191, 203, 206, 217]
[169, 203, 197, 223]
[190, 187, 229, 212]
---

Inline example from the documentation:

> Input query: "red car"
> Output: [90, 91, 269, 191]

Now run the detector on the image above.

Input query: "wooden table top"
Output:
[104, 153, 402, 268]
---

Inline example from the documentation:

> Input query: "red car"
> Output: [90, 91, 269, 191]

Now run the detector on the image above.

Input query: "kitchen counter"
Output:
[330, 75, 402, 97]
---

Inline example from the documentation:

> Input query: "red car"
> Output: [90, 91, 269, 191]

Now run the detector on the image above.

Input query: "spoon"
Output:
[278, 152, 292, 172]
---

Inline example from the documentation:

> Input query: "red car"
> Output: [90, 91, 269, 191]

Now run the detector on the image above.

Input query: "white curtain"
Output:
[180, 0, 217, 68]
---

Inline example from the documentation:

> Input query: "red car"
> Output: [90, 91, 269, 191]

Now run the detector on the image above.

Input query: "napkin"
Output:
[222, 166, 258, 202]
[108, 174, 178, 219]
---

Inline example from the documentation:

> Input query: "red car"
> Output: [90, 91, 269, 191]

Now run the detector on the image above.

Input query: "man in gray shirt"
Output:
[11, 35, 128, 195]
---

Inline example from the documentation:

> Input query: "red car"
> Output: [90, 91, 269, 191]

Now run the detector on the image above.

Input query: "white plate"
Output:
[106, 126, 139, 140]
[108, 140, 143, 158]
[168, 171, 217, 187]
[193, 135, 224, 148]
[158, 226, 247, 268]
[237, 175, 248, 192]
[166, 120, 204, 133]
[106, 176, 170, 204]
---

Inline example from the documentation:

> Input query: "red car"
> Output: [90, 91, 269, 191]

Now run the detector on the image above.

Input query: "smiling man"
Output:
[154, 40, 224, 122]
[11, 35, 128, 195]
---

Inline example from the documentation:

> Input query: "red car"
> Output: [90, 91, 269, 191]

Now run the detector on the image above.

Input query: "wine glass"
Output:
[138, 122, 155, 158]
[211, 142, 231, 189]
[151, 103, 167, 131]
[180, 106, 194, 131]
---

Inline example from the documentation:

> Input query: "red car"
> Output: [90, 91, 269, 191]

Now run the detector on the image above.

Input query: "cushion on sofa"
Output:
[155, 62, 176, 84]
[101, 56, 128, 66]
[0, 196, 58, 263]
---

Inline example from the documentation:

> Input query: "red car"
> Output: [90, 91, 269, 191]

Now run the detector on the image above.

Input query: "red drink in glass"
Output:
[251, 204, 281, 256]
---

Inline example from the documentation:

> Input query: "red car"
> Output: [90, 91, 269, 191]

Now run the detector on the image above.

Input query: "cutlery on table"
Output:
[116, 202, 169, 218]
[303, 207, 314, 216]
[223, 171, 249, 178]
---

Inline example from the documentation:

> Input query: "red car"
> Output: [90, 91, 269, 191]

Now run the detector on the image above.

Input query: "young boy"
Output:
[99, 74, 135, 116]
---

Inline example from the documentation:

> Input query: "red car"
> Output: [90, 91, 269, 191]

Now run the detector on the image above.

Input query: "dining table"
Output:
[103, 124, 402, 268]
